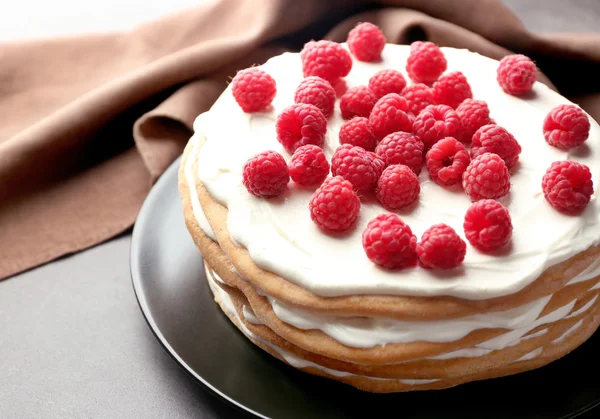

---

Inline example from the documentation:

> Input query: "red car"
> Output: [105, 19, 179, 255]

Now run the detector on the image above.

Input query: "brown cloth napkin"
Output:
[1, 0, 600, 281]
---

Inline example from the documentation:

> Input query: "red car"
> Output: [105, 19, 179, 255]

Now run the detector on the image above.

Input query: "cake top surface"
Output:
[193, 43, 600, 300]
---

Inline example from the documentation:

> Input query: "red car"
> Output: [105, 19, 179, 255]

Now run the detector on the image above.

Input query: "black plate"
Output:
[131, 156, 600, 419]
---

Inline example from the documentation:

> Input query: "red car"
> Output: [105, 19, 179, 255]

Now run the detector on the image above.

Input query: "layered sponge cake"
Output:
[178, 25, 600, 393]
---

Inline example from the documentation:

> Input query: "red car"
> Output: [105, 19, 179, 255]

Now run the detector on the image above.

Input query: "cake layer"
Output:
[193, 43, 600, 301]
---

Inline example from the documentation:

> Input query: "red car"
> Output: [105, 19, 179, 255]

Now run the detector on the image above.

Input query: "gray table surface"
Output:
[2, 2, 600, 418]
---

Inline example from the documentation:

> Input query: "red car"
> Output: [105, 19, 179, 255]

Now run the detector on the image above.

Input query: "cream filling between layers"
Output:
[193, 44, 600, 301]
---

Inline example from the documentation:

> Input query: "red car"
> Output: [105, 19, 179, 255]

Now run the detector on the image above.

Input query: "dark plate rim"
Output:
[129, 155, 266, 419]
[129, 155, 600, 419]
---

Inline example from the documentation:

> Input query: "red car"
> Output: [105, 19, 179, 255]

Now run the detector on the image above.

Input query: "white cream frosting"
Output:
[193, 43, 600, 300]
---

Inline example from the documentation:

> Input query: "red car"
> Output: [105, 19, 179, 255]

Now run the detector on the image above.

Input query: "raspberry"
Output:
[347, 22, 386, 62]
[288, 145, 330, 187]
[405, 41, 447, 84]
[375, 132, 424, 174]
[339, 86, 378, 120]
[376, 165, 420, 210]
[294, 76, 336, 118]
[242, 151, 289, 198]
[417, 224, 466, 269]
[362, 214, 417, 269]
[543, 104, 591, 150]
[413, 104, 464, 149]
[542, 161, 594, 214]
[309, 176, 360, 232]
[497, 54, 537, 95]
[425, 137, 470, 186]
[331, 144, 381, 192]
[463, 199, 512, 252]
[368, 93, 412, 141]
[462, 153, 511, 201]
[231, 68, 276, 112]
[368, 69, 407, 99]
[471, 124, 521, 169]
[300, 40, 352, 84]
[433, 71, 472, 109]
[402, 83, 436, 116]
[339, 117, 377, 151]
[275, 103, 327, 153]
[456, 99, 492, 141]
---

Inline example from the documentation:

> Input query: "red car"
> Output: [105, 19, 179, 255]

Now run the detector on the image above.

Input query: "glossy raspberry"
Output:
[368, 69, 407, 98]
[275, 103, 327, 153]
[497, 54, 537, 95]
[339, 117, 377, 151]
[463, 199, 513, 252]
[402, 83, 436, 116]
[300, 40, 352, 84]
[347, 22, 386, 62]
[462, 153, 511, 201]
[368, 93, 412, 141]
[294, 76, 336, 118]
[242, 151, 289, 198]
[542, 161, 594, 214]
[456, 99, 493, 141]
[331, 144, 381, 192]
[433, 71, 473, 109]
[362, 214, 417, 269]
[413, 104, 464, 149]
[405, 41, 447, 84]
[375, 132, 424, 174]
[231, 68, 276, 112]
[417, 224, 466, 269]
[543, 104, 591, 150]
[309, 176, 360, 232]
[288, 145, 330, 187]
[471, 124, 522, 169]
[376, 164, 420, 210]
[339, 86, 378, 120]
[425, 137, 470, 186]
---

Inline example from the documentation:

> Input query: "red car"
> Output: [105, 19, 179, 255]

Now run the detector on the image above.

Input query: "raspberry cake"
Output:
[178, 24, 600, 393]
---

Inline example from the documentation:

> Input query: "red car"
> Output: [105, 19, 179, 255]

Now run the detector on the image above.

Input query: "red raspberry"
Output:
[294, 76, 336, 118]
[413, 104, 464, 149]
[331, 144, 381, 192]
[309, 176, 360, 232]
[339, 117, 377, 151]
[417, 224, 466, 269]
[405, 41, 447, 84]
[376, 165, 420, 210]
[300, 40, 352, 84]
[456, 99, 492, 141]
[275, 103, 327, 153]
[463, 199, 512, 252]
[339, 86, 378, 120]
[471, 125, 521, 169]
[462, 153, 511, 201]
[425, 137, 470, 186]
[368, 69, 407, 99]
[542, 161, 594, 214]
[231, 68, 276, 112]
[543, 104, 591, 150]
[288, 145, 330, 187]
[497, 54, 537, 95]
[368, 93, 412, 141]
[242, 151, 289, 198]
[375, 132, 424, 174]
[362, 214, 417, 269]
[433, 71, 472, 109]
[402, 83, 436, 116]
[347, 22, 386, 62]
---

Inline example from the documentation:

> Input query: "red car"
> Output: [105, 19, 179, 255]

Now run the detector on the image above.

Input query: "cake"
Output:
[177, 27, 600, 393]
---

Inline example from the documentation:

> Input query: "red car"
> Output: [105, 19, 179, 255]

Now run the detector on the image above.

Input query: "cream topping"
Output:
[193, 43, 600, 300]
